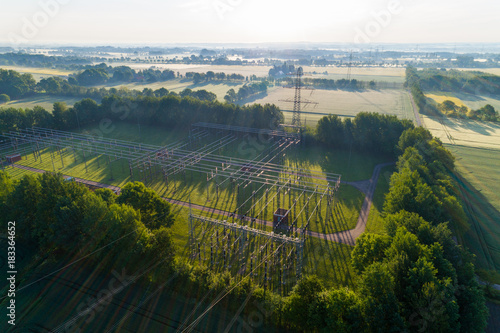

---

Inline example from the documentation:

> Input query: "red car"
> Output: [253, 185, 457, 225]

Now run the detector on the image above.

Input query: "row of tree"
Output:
[224, 82, 269, 103]
[315, 112, 414, 156]
[406, 66, 440, 116]
[417, 68, 500, 96]
[185, 71, 245, 84]
[0, 94, 283, 133]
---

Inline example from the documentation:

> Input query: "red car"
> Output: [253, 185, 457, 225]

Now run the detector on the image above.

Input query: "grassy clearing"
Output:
[425, 91, 500, 111]
[249, 87, 414, 124]
[365, 165, 395, 235]
[2, 95, 85, 111]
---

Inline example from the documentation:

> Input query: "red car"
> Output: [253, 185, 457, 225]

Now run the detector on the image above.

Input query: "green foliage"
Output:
[358, 262, 406, 332]
[0, 93, 10, 103]
[384, 169, 443, 224]
[316, 112, 414, 155]
[0, 69, 36, 99]
[308, 288, 364, 332]
[281, 275, 325, 330]
[351, 233, 391, 274]
[117, 181, 175, 229]
[94, 188, 117, 206]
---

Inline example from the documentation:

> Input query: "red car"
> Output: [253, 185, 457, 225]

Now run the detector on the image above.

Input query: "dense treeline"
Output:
[315, 112, 414, 156]
[73, 64, 177, 86]
[0, 94, 283, 133]
[0, 173, 175, 268]
[185, 71, 245, 84]
[405, 66, 440, 116]
[417, 68, 500, 96]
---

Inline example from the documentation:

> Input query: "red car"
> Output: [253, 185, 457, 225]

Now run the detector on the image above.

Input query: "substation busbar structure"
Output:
[1, 123, 342, 293]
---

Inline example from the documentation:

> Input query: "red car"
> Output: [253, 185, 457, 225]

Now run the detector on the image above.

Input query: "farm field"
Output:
[421, 114, 500, 276]
[2, 95, 85, 111]
[425, 91, 500, 111]
[301, 66, 406, 83]
[0, 65, 73, 80]
[249, 87, 415, 124]
[421, 114, 500, 149]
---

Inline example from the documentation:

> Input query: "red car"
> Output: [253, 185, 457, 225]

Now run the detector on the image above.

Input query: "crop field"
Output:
[301, 66, 406, 83]
[421, 114, 500, 149]
[2, 95, 84, 111]
[421, 114, 500, 275]
[250, 87, 415, 124]
[425, 91, 500, 111]
[0, 65, 73, 79]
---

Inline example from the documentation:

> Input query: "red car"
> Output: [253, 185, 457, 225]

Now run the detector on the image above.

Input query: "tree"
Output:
[351, 233, 390, 274]
[0, 93, 10, 104]
[282, 275, 325, 330]
[358, 262, 406, 332]
[384, 168, 443, 224]
[117, 182, 174, 229]
[308, 288, 364, 332]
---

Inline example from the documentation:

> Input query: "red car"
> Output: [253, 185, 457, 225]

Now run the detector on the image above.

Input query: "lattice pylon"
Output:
[291, 67, 304, 129]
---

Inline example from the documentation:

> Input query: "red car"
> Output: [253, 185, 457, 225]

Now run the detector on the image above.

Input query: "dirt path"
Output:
[407, 90, 422, 127]
[11, 162, 392, 245]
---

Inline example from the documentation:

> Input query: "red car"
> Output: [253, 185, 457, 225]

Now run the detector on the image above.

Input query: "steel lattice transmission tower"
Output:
[292, 67, 304, 128]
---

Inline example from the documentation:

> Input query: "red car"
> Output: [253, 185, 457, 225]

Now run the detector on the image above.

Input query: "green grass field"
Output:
[249, 87, 415, 124]
[2, 95, 84, 111]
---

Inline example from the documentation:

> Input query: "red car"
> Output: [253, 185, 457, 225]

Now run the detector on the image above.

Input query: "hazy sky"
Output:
[1, 0, 498, 46]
